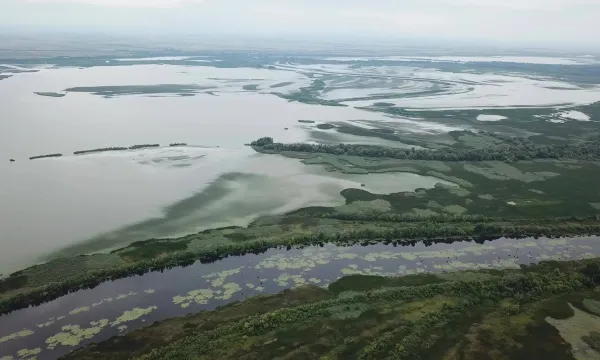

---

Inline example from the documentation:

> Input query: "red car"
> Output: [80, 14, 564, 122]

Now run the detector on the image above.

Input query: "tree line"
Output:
[250, 134, 600, 162]
[1, 220, 599, 315]
[29, 153, 62, 160]
[315, 212, 600, 223]
[138, 259, 596, 360]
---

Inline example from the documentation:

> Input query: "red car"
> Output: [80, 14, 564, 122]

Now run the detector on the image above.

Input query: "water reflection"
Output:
[0, 236, 598, 360]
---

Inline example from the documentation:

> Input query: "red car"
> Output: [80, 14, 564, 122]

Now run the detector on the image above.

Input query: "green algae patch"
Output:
[17, 347, 42, 357]
[255, 250, 331, 271]
[335, 253, 358, 260]
[115, 291, 138, 300]
[216, 283, 241, 300]
[274, 274, 308, 287]
[112, 306, 158, 326]
[37, 320, 55, 328]
[203, 267, 243, 287]
[69, 306, 90, 315]
[0, 329, 34, 344]
[46, 321, 110, 349]
[174, 289, 214, 308]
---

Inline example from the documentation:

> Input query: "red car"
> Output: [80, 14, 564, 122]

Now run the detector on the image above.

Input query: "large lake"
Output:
[0, 64, 449, 274]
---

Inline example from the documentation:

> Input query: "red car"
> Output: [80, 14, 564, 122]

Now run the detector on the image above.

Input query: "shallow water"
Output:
[0, 64, 447, 273]
[322, 55, 599, 65]
[283, 63, 600, 109]
[0, 236, 598, 360]
[2, 59, 599, 274]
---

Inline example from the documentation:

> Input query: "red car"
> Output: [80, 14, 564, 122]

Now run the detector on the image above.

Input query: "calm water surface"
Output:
[0, 65, 445, 273]
[0, 236, 598, 360]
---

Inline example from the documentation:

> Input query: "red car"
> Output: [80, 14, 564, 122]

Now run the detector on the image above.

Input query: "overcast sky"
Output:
[1, 0, 599, 46]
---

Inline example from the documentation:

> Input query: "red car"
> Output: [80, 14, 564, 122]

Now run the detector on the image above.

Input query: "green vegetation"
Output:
[64, 84, 215, 97]
[251, 132, 600, 162]
[317, 123, 336, 130]
[1, 217, 599, 316]
[72, 144, 160, 155]
[273, 79, 347, 107]
[128, 144, 159, 150]
[34, 92, 66, 97]
[62, 257, 600, 360]
[29, 153, 62, 160]
[169, 143, 187, 147]
[74, 147, 128, 155]
[583, 331, 600, 352]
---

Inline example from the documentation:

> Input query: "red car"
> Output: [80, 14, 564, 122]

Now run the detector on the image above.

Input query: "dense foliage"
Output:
[66, 257, 599, 360]
[251, 133, 600, 162]
[1, 219, 599, 315]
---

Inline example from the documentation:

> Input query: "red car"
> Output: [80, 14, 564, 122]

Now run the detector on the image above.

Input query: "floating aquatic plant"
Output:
[111, 306, 157, 326]
[0, 329, 34, 344]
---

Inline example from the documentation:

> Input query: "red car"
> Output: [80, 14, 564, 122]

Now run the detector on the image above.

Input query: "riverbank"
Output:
[1, 218, 599, 316]
[2, 235, 600, 360]
[61, 256, 600, 360]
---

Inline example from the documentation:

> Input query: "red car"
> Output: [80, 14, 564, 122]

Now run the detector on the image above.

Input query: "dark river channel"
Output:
[1, 235, 598, 360]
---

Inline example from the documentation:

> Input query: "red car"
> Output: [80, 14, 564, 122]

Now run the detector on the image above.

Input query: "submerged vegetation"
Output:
[62, 257, 600, 360]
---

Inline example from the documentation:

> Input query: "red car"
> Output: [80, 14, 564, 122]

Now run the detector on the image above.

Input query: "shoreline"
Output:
[1, 220, 599, 315]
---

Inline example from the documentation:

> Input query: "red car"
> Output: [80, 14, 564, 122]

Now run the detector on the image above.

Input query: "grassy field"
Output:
[62, 257, 600, 360]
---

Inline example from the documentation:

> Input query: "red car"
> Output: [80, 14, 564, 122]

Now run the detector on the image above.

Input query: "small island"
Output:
[29, 154, 62, 160]
[34, 92, 66, 98]
[73, 144, 161, 155]
[316, 123, 336, 130]
[169, 143, 188, 147]
[74, 147, 128, 155]
[298, 120, 316, 124]
[129, 144, 160, 150]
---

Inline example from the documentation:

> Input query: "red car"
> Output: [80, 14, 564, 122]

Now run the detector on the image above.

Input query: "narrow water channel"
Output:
[1, 236, 598, 360]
